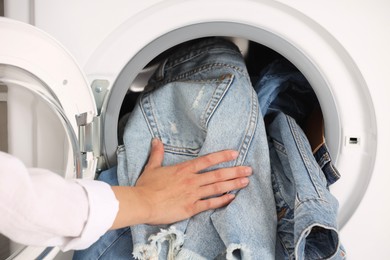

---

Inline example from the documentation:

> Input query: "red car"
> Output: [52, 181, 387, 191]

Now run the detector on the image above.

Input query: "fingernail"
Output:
[227, 193, 236, 200]
[241, 177, 249, 185]
[151, 138, 159, 147]
[231, 150, 239, 159]
[244, 167, 252, 175]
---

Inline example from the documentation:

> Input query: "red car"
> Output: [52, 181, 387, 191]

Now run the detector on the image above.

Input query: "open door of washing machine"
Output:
[0, 17, 99, 259]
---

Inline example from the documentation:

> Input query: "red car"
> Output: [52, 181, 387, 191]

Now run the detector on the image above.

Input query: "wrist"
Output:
[109, 186, 152, 229]
[131, 186, 154, 225]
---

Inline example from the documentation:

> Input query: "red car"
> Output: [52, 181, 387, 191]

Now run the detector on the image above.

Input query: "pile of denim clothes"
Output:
[74, 37, 345, 260]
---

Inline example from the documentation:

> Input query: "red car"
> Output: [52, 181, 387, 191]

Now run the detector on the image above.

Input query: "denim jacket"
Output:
[117, 38, 277, 259]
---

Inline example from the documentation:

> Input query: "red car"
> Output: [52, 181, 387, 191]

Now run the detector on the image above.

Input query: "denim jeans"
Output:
[313, 144, 341, 187]
[116, 37, 276, 259]
[267, 112, 344, 260]
[253, 58, 319, 127]
[254, 58, 341, 186]
[254, 58, 344, 259]
[72, 167, 135, 260]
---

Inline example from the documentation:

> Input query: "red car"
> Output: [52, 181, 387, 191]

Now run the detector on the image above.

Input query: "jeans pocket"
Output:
[141, 74, 234, 156]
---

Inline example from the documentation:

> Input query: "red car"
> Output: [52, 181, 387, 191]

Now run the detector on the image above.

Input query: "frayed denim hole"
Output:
[232, 249, 242, 259]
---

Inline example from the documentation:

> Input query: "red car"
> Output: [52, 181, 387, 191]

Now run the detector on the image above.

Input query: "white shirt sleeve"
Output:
[0, 152, 119, 251]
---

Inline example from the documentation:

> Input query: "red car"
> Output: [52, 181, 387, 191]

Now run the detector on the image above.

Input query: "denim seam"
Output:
[163, 38, 240, 68]
[272, 139, 287, 155]
[315, 149, 341, 183]
[275, 205, 295, 260]
[163, 148, 200, 157]
[277, 233, 295, 260]
[141, 95, 201, 155]
[141, 75, 235, 156]
[235, 89, 258, 166]
[202, 75, 234, 127]
[155, 63, 248, 87]
[166, 48, 241, 70]
[317, 153, 330, 168]
[140, 93, 161, 140]
[286, 116, 323, 199]
[272, 173, 295, 217]
[295, 197, 332, 209]
[272, 172, 295, 212]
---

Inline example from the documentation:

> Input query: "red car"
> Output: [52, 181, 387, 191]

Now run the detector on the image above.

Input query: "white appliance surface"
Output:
[2, 0, 389, 259]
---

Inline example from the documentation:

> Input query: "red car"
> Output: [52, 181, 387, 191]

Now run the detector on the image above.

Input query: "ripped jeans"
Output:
[114, 37, 277, 259]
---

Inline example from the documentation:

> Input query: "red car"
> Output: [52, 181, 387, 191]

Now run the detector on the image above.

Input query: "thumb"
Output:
[145, 138, 164, 169]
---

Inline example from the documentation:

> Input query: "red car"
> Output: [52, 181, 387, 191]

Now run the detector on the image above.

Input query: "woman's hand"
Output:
[110, 138, 252, 229]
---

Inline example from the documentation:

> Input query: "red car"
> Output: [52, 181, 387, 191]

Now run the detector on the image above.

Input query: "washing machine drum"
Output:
[96, 0, 377, 232]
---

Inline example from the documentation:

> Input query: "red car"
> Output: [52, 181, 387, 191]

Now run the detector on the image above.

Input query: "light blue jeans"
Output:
[255, 58, 345, 259]
[254, 58, 319, 127]
[74, 43, 345, 259]
[314, 143, 340, 187]
[267, 112, 344, 260]
[117, 37, 276, 259]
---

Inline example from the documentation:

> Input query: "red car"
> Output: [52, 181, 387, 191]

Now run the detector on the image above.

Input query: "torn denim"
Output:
[117, 37, 277, 259]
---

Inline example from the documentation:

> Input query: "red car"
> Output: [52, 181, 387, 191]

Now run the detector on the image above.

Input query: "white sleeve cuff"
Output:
[61, 179, 119, 251]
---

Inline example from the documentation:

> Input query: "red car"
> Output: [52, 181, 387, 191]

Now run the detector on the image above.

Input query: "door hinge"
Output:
[76, 112, 105, 179]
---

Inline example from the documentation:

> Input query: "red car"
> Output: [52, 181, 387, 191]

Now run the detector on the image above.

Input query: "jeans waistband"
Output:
[151, 37, 247, 85]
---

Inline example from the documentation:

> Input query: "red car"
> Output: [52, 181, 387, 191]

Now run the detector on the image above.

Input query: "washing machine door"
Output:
[0, 17, 98, 259]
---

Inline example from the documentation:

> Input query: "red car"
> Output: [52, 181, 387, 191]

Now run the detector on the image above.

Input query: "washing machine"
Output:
[1, 0, 389, 259]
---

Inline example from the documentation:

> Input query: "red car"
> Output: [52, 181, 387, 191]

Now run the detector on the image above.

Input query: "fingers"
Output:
[145, 138, 164, 169]
[194, 193, 236, 214]
[198, 175, 250, 198]
[194, 166, 252, 211]
[182, 150, 239, 173]
[193, 173, 250, 213]
[196, 166, 252, 186]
